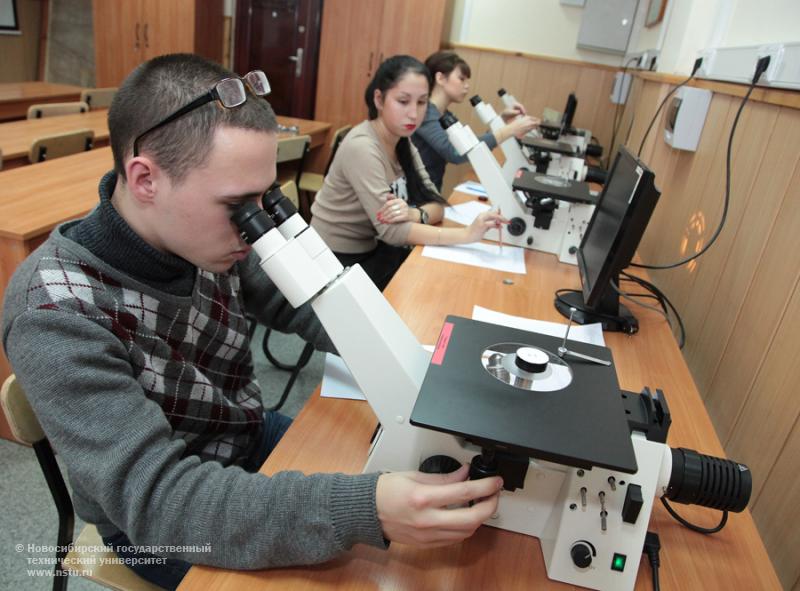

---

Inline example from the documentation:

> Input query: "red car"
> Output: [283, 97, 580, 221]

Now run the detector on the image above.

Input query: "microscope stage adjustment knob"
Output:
[570, 541, 595, 569]
[515, 347, 549, 373]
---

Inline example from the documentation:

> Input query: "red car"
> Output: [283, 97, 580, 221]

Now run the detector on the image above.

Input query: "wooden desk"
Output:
[0, 113, 329, 171]
[179, 218, 780, 590]
[0, 82, 85, 122]
[0, 116, 332, 436]
[0, 110, 110, 169]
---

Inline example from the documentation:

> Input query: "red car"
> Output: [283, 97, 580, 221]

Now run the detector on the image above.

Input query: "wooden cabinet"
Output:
[93, 0, 224, 87]
[314, 0, 446, 130]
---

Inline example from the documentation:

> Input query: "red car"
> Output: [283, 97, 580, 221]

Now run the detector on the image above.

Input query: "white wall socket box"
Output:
[610, 72, 632, 104]
[663, 86, 712, 152]
[697, 43, 800, 90]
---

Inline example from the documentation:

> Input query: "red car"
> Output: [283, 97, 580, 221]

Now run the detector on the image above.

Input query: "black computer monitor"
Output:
[560, 93, 578, 133]
[554, 146, 661, 333]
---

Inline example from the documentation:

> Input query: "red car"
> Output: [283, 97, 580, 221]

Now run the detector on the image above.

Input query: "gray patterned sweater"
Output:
[1, 173, 386, 568]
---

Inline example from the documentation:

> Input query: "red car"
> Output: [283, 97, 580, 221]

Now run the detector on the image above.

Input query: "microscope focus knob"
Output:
[570, 542, 594, 569]
[515, 347, 548, 373]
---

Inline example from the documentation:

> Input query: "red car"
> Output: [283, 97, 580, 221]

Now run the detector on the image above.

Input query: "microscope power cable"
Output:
[608, 56, 640, 168]
[630, 56, 772, 271]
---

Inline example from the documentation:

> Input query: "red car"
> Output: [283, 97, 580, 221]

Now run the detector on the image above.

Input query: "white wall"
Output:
[452, 0, 625, 67]
[723, 0, 800, 46]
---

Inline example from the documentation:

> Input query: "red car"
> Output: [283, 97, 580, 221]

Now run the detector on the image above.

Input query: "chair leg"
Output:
[33, 439, 74, 591]
[262, 327, 313, 372]
[268, 342, 315, 412]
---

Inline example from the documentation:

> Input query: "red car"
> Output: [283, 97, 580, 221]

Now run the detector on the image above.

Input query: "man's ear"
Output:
[125, 156, 159, 205]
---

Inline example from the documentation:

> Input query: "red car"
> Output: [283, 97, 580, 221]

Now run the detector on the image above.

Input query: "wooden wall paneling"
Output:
[521, 59, 556, 123]
[651, 95, 738, 317]
[702, 115, 800, 438]
[543, 63, 581, 120]
[727, 273, 800, 502]
[468, 50, 505, 136]
[498, 54, 531, 111]
[586, 70, 617, 151]
[682, 95, 751, 360]
[573, 66, 606, 136]
[683, 101, 781, 403]
[376, 0, 445, 63]
[748, 413, 800, 589]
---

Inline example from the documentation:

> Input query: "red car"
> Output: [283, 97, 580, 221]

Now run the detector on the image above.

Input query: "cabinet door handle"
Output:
[144, 23, 149, 48]
[367, 51, 374, 78]
[135, 23, 140, 50]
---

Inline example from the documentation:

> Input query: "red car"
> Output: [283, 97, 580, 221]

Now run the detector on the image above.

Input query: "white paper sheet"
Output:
[472, 305, 606, 346]
[444, 200, 491, 225]
[453, 180, 488, 197]
[422, 242, 526, 274]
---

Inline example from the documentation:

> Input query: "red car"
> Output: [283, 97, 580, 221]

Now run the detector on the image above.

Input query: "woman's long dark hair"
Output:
[364, 55, 447, 206]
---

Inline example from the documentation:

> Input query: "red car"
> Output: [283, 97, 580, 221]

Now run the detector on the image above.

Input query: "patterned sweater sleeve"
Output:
[2, 306, 385, 568]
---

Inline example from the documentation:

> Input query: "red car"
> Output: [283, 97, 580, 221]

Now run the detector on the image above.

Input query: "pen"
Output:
[498, 207, 503, 255]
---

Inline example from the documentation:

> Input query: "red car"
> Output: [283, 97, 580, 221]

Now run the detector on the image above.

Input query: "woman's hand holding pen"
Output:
[463, 209, 508, 243]
[377, 196, 412, 224]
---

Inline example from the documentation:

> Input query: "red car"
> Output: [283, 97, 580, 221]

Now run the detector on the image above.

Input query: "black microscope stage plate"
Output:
[520, 136, 579, 156]
[511, 170, 597, 205]
[410, 316, 638, 473]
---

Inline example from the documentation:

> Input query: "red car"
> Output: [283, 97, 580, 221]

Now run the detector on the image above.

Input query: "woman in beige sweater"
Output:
[310, 55, 506, 290]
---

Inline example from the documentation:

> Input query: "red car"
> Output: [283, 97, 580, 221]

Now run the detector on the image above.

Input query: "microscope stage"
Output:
[520, 136, 579, 156]
[511, 170, 597, 205]
[410, 316, 638, 473]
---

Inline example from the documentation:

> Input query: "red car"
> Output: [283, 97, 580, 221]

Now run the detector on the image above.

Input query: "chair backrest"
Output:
[29, 128, 94, 163]
[276, 134, 311, 164]
[80, 87, 117, 109]
[324, 125, 352, 175]
[280, 180, 300, 209]
[277, 134, 311, 186]
[27, 101, 90, 119]
[0, 375, 45, 446]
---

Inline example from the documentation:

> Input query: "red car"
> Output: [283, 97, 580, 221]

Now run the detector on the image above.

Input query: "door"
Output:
[93, 0, 143, 87]
[234, 0, 322, 118]
[314, 0, 383, 129]
[376, 0, 447, 64]
[142, 0, 196, 60]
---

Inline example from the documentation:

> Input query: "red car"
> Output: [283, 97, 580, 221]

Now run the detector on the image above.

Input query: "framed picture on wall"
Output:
[0, 0, 20, 35]
[646, 0, 667, 27]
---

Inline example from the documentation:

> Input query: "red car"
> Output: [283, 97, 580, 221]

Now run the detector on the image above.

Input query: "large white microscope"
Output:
[231, 187, 752, 591]
[441, 110, 596, 265]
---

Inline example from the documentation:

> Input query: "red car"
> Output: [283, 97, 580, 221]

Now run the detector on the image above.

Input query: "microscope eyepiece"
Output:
[261, 184, 298, 226]
[230, 202, 275, 244]
[469, 95, 483, 107]
[439, 112, 459, 130]
[666, 447, 752, 513]
[498, 88, 507, 97]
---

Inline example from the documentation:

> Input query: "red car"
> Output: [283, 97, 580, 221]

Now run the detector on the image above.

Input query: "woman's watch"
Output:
[418, 207, 429, 225]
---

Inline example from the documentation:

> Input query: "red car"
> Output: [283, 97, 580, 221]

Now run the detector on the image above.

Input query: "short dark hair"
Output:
[109, 53, 278, 184]
[424, 51, 471, 80]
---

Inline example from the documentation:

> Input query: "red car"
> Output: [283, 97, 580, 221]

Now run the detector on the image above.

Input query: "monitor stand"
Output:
[554, 290, 638, 334]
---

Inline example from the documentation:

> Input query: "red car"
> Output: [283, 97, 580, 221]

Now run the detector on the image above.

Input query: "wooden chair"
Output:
[27, 101, 90, 119]
[29, 128, 94, 163]
[298, 125, 352, 219]
[80, 87, 117, 109]
[276, 134, 311, 187]
[0, 375, 161, 591]
[298, 124, 351, 193]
